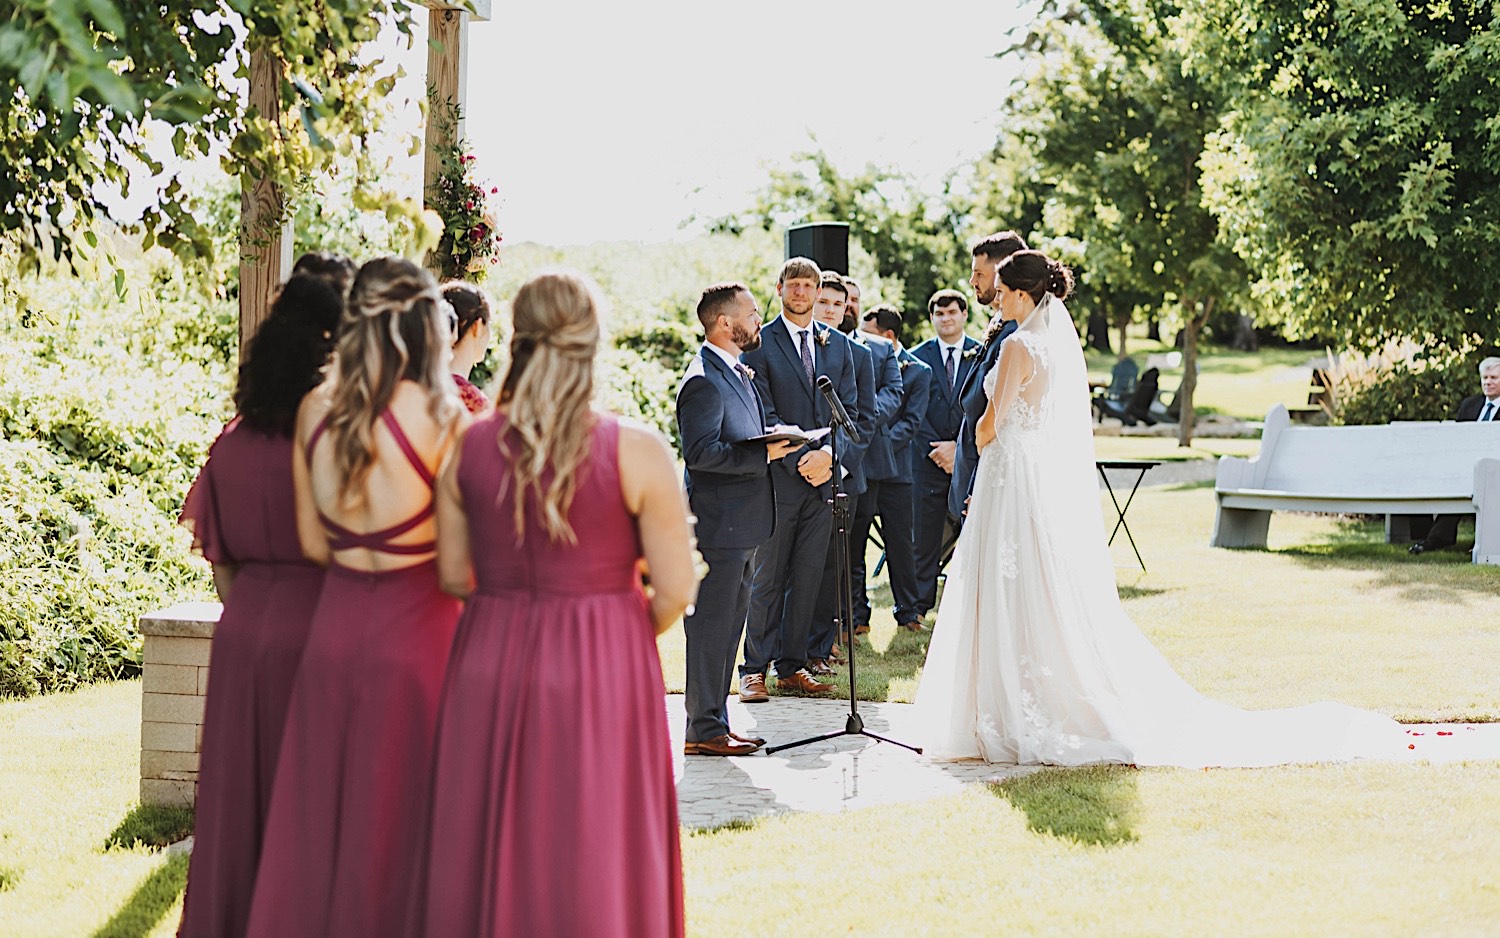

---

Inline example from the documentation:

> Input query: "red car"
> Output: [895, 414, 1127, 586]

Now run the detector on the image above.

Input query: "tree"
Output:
[1187, 0, 1500, 353]
[0, 1, 423, 276]
[993, 0, 1249, 443]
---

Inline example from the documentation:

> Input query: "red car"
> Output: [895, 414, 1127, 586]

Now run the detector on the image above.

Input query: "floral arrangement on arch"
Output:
[428, 100, 502, 282]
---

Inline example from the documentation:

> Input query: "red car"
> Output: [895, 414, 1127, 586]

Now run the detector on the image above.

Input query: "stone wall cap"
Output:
[139, 602, 223, 637]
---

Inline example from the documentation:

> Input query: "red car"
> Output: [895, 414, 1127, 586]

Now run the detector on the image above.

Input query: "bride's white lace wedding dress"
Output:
[913, 295, 1402, 767]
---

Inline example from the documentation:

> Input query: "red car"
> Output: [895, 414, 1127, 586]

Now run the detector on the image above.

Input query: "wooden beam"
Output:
[422, 0, 491, 22]
[239, 43, 294, 359]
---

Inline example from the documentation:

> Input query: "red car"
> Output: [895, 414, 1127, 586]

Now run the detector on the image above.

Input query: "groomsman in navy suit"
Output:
[739, 258, 858, 700]
[853, 303, 931, 632]
[910, 289, 980, 620]
[676, 283, 798, 755]
[949, 232, 1028, 519]
[807, 275, 899, 670]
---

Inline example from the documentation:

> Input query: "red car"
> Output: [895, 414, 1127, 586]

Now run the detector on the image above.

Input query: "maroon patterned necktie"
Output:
[945, 346, 957, 391]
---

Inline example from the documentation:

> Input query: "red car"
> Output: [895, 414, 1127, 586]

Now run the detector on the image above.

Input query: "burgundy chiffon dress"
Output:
[245, 411, 462, 938]
[178, 419, 325, 938]
[408, 412, 683, 938]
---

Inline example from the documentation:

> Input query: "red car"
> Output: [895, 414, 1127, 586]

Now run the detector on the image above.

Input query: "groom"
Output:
[949, 231, 1028, 520]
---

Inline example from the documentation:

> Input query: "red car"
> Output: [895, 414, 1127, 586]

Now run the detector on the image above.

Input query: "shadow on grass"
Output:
[1273, 518, 1498, 602]
[987, 766, 1140, 847]
[1117, 583, 1169, 600]
[104, 804, 195, 852]
[90, 853, 188, 938]
[686, 817, 762, 838]
[0, 865, 19, 892]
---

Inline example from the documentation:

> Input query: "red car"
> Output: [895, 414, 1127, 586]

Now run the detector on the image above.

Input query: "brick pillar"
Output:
[139, 602, 222, 808]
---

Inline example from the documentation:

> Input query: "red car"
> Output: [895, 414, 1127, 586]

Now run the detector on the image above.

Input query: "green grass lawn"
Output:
[657, 484, 1500, 720]
[6, 486, 1499, 935]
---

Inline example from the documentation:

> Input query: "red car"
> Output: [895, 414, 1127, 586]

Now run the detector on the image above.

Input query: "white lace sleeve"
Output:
[983, 359, 1000, 400]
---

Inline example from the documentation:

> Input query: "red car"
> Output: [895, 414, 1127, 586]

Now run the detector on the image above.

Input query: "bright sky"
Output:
[394, 0, 1026, 245]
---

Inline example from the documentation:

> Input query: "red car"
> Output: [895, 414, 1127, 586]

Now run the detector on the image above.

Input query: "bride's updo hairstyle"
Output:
[326, 256, 461, 504]
[996, 250, 1075, 304]
[497, 269, 604, 545]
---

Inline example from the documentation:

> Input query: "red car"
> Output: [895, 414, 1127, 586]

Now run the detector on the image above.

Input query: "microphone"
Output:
[816, 375, 862, 445]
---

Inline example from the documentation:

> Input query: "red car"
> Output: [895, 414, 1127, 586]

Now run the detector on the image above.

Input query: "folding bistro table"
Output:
[1095, 459, 1160, 570]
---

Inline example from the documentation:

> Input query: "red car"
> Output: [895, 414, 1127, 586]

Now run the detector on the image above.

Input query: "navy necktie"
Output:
[1483, 401, 1496, 422]
[945, 346, 957, 391]
[798, 329, 815, 387]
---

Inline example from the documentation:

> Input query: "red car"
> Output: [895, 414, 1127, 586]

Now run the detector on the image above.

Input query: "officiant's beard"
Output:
[733, 322, 762, 351]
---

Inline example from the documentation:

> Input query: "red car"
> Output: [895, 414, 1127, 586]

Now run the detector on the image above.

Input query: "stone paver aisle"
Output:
[668, 695, 1030, 829]
[666, 695, 1500, 829]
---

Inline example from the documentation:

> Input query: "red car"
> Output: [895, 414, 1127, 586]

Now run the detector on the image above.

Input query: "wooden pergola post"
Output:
[422, 1, 492, 273]
[238, 41, 294, 358]
[236, 2, 490, 355]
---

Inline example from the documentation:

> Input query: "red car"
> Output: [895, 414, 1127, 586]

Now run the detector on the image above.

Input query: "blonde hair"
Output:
[326, 257, 462, 504]
[498, 269, 603, 544]
[778, 256, 822, 285]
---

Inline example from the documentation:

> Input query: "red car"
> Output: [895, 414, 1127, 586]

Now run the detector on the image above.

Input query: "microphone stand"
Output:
[766, 375, 921, 756]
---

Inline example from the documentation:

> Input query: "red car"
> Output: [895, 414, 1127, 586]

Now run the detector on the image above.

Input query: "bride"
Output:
[913, 250, 1401, 767]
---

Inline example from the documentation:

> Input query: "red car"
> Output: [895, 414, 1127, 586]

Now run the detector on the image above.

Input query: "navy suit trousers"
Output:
[912, 469, 956, 615]
[742, 484, 831, 678]
[851, 478, 919, 626]
[684, 546, 758, 742]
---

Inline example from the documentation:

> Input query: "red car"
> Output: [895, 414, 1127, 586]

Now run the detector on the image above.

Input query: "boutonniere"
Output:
[815, 328, 830, 348]
[740, 365, 756, 381]
[962, 346, 980, 361]
[897, 357, 910, 372]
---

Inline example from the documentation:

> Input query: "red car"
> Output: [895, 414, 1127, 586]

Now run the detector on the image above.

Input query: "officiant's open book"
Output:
[747, 425, 832, 446]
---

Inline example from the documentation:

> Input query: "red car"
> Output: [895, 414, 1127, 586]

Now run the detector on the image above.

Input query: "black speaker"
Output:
[785, 222, 849, 275]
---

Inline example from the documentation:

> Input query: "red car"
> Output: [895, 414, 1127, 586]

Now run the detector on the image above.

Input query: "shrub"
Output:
[1332, 343, 1495, 425]
[0, 256, 225, 698]
[0, 442, 208, 698]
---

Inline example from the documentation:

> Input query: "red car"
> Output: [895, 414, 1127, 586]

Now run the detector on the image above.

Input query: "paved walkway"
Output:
[667, 695, 1500, 829]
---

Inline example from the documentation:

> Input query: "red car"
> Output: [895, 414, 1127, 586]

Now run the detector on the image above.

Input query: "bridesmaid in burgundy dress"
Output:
[444, 280, 493, 415]
[410, 270, 696, 937]
[177, 253, 352, 938]
[246, 257, 468, 938]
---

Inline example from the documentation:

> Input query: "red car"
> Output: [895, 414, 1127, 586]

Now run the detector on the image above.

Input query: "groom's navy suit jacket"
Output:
[676, 347, 775, 550]
[949, 318, 1018, 517]
[740, 318, 860, 499]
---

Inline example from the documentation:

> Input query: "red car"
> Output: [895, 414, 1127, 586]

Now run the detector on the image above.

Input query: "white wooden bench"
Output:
[1211, 404, 1500, 564]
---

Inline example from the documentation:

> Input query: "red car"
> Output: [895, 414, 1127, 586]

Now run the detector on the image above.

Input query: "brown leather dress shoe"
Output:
[684, 734, 762, 756]
[776, 669, 834, 694]
[853, 624, 871, 636]
[900, 620, 928, 632]
[739, 673, 770, 703]
[807, 657, 835, 676]
[729, 730, 767, 746]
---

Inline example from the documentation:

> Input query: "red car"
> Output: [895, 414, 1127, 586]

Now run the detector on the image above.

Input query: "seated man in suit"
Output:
[1409, 356, 1500, 554]
[853, 304, 931, 633]
[909, 289, 981, 623]
[676, 282, 798, 755]
[739, 258, 858, 700]
[950, 231, 1028, 520]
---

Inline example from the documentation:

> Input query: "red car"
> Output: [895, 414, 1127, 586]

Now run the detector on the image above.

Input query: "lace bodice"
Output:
[983, 329, 1050, 435]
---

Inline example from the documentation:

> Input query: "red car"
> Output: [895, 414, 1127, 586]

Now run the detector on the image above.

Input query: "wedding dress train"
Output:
[913, 296, 1401, 767]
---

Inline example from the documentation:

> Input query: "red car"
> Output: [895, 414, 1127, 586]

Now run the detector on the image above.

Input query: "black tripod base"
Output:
[763, 710, 923, 755]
